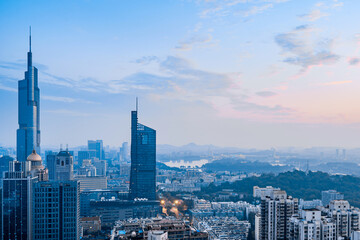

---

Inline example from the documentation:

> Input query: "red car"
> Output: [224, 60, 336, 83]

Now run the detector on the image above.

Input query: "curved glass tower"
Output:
[17, 28, 40, 162]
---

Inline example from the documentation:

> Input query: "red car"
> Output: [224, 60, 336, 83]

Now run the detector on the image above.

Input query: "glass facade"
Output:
[129, 110, 156, 200]
[2, 175, 35, 240]
[17, 35, 40, 162]
[33, 181, 80, 240]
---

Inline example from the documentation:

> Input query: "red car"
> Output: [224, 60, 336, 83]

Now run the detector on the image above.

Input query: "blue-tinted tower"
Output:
[129, 102, 156, 200]
[17, 28, 40, 162]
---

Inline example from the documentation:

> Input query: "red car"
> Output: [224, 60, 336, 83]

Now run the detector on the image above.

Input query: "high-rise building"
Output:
[120, 142, 129, 162]
[321, 190, 344, 207]
[259, 189, 299, 240]
[2, 161, 35, 239]
[48, 149, 74, 181]
[32, 181, 80, 240]
[129, 105, 156, 201]
[2, 150, 49, 239]
[289, 209, 336, 240]
[17, 29, 41, 162]
[78, 150, 91, 166]
[88, 140, 104, 160]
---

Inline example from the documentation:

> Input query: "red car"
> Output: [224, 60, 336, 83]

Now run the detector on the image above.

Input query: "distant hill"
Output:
[200, 171, 360, 207]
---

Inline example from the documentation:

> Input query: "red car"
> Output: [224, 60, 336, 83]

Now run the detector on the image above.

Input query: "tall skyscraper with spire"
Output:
[17, 27, 40, 162]
[129, 99, 157, 200]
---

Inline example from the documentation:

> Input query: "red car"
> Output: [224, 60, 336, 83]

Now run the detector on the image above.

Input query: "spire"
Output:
[136, 97, 138, 112]
[29, 26, 31, 52]
[27, 26, 32, 67]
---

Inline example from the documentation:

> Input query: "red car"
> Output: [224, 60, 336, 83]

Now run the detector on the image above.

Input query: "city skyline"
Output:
[1, 0, 360, 148]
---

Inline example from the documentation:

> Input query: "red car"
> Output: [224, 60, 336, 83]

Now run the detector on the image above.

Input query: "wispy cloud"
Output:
[133, 56, 160, 65]
[43, 109, 92, 117]
[299, 9, 329, 21]
[256, 91, 278, 97]
[176, 34, 213, 51]
[0, 84, 17, 92]
[42, 95, 96, 104]
[320, 80, 352, 86]
[242, 4, 273, 17]
[275, 25, 340, 72]
[199, 0, 289, 18]
[348, 57, 360, 66]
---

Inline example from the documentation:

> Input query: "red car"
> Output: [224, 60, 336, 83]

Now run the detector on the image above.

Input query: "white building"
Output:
[148, 231, 168, 240]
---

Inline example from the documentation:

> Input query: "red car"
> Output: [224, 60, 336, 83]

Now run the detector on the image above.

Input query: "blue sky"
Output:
[1, 0, 360, 148]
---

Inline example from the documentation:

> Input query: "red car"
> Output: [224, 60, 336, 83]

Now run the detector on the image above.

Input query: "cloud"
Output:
[256, 91, 278, 97]
[320, 80, 352, 86]
[299, 10, 329, 21]
[0, 60, 48, 71]
[275, 25, 340, 71]
[133, 56, 160, 65]
[348, 57, 360, 66]
[242, 4, 273, 17]
[176, 34, 213, 51]
[199, 0, 289, 18]
[0, 84, 17, 92]
[42, 95, 96, 104]
[43, 109, 92, 117]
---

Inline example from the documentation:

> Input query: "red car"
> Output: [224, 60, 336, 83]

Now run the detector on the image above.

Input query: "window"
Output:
[142, 134, 148, 144]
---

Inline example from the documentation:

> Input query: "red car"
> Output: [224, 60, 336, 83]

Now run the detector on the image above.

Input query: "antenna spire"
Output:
[29, 26, 31, 52]
[136, 97, 138, 112]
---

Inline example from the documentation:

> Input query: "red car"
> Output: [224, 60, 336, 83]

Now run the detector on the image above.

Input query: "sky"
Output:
[1, 0, 360, 149]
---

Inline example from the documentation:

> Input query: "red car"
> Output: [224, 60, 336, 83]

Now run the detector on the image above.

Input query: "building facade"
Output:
[48, 150, 74, 181]
[2, 161, 37, 240]
[129, 108, 156, 200]
[88, 140, 104, 160]
[259, 189, 299, 240]
[17, 30, 41, 162]
[32, 181, 80, 240]
[321, 190, 344, 207]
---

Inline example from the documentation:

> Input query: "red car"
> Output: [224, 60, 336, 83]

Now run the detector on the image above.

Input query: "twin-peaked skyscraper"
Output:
[17, 28, 41, 162]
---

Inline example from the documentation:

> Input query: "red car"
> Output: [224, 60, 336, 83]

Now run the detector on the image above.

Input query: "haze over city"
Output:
[1, 0, 360, 148]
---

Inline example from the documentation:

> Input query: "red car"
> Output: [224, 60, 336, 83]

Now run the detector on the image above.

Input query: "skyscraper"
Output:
[88, 140, 104, 160]
[129, 103, 156, 200]
[259, 189, 299, 240]
[17, 28, 40, 162]
[32, 181, 80, 240]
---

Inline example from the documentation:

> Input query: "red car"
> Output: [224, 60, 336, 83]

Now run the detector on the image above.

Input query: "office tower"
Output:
[32, 181, 80, 240]
[93, 159, 107, 176]
[259, 189, 299, 240]
[33, 180, 80, 240]
[74, 176, 107, 192]
[120, 142, 129, 161]
[129, 105, 156, 200]
[321, 190, 344, 207]
[88, 140, 104, 160]
[78, 150, 90, 166]
[46, 152, 57, 181]
[2, 160, 37, 240]
[48, 149, 74, 181]
[17, 29, 41, 162]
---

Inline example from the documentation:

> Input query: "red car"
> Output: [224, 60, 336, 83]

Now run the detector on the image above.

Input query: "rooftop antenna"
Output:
[29, 26, 31, 52]
[60, 144, 63, 151]
[66, 144, 69, 151]
[136, 97, 138, 112]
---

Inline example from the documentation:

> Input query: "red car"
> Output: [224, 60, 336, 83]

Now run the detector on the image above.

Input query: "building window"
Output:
[142, 135, 148, 144]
